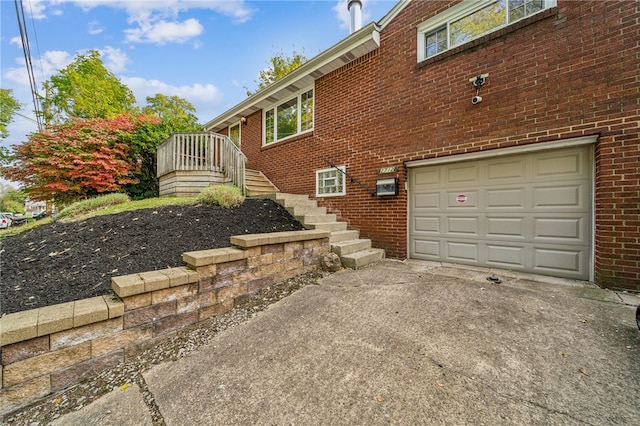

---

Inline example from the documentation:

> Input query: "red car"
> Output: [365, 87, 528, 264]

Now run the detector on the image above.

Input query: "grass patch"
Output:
[0, 194, 198, 237]
[56, 193, 131, 220]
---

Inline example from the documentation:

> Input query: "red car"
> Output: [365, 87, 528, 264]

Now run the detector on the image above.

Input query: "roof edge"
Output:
[377, 0, 411, 30]
[204, 21, 381, 131]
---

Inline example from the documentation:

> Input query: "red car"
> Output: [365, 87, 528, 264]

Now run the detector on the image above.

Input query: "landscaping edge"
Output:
[0, 229, 331, 415]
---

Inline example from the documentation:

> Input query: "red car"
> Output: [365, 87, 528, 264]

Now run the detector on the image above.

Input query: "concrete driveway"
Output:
[57, 260, 640, 425]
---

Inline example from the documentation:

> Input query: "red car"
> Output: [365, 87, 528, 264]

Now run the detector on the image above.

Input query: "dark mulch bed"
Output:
[0, 199, 305, 316]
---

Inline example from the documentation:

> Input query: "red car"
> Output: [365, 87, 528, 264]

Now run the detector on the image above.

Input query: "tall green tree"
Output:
[42, 50, 137, 124]
[142, 94, 202, 132]
[0, 88, 22, 139]
[246, 48, 308, 96]
[121, 94, 203, 199]
[0, 189, 26, 213]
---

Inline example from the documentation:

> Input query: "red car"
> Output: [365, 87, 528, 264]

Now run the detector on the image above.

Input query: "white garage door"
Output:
[409, 146, 592, 279]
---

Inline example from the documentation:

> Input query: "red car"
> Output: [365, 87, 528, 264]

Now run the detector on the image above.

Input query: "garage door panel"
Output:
[409, 145, 592, 280]
[414, 168, 440, 186]
[414, 216, 440, 233]
[413, 192, 440, 209]
[448, 164, 478, 183]
[534, 151, 585, 179]
[446, 241, 479, 262]
[533, 184, 584, 208]
[534, 217, 584, 241]
[534, 247, 583, 274]
[487, 217, 525, 238]
[447, 216, 480, 236]
[486, 188, 526, 208]
[487, 159, 526, 180]
[413, 239, 440, 257]
[486, 244, 525, 267]
[447, 190, 478, 208]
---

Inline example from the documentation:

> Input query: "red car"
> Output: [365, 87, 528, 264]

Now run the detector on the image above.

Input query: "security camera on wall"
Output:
[472, 95, 482, 105]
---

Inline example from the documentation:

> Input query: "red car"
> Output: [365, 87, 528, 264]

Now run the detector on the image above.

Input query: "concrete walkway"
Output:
[54, 260, 640, 425]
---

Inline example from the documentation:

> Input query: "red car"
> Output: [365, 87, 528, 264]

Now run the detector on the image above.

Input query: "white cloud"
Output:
[70, 0, 253, 45]
[120, 76, 223, 122]
[9, 36, 23, 48]
[3, 50, 73, 88]
[124, 18, 203, 45]
[22, 0, 48, 20]
[88, 20, 105, 35]
[100, 46, 129, 73]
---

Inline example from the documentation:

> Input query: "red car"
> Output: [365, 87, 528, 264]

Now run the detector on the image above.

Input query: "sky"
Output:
[1, 0, 396, 189]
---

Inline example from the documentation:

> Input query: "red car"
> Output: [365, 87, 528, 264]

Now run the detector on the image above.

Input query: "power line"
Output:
[14, 0, 43, 132]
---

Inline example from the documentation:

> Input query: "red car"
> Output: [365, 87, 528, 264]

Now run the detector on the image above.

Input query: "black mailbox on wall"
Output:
[376, 177, 398, 196]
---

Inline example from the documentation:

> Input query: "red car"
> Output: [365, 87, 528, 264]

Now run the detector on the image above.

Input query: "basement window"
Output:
[417, 0, 556, 62]
[316, 166, 346, 197]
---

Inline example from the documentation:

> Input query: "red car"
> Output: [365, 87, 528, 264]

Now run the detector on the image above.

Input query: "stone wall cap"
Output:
[231, 230, 331, 248]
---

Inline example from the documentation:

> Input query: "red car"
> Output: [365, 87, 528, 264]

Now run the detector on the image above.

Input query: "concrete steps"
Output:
[264, 193, 384, 270]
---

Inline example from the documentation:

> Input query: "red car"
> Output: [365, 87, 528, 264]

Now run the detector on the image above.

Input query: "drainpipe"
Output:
[348, 0, 362, 33]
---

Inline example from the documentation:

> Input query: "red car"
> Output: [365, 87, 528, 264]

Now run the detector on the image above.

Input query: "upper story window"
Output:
[263, 88, 314, 145]
[417, 0, 556, 62]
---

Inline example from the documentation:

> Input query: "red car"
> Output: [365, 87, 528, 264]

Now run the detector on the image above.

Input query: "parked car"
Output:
[31, 210, 47, 220]
[1, 212, 15, 224]
[11, 214, 31, 226]
[0, 213, 12, 229]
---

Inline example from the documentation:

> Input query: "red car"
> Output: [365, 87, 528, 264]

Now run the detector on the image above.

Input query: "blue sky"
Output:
[1, 0, 396, 189]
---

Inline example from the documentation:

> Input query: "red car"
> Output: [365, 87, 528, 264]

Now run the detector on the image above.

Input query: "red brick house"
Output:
[204, 0, 640, 291]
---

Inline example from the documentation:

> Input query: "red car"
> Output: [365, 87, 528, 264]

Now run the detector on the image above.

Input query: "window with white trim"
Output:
[316, 166, 346, 197]
[263, 88, 314, 145]
[417, 0, 556, 62]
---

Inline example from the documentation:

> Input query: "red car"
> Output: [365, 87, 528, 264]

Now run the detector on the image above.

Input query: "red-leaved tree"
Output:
[2, 114, 159, 205]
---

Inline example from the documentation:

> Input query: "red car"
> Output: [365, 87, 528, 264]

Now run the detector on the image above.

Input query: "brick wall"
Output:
[223, 1, 640, 289]
[0, 230, 330, 415]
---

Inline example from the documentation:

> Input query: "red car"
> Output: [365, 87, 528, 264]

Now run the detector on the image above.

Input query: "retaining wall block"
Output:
[51, 318, 123, 351]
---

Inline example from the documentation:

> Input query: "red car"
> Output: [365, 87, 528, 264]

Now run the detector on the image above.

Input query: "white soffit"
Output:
[405, 135, 599, 168]
[206, 23, 381, 132]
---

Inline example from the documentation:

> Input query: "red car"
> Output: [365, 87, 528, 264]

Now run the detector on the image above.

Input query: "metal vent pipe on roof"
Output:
[348, 0, 362, 33]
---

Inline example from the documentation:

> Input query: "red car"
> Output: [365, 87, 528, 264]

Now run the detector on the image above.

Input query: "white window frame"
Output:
[417, 0, 557, 62]
[316, 166, 346, 197]
[262, 87, 314, 146]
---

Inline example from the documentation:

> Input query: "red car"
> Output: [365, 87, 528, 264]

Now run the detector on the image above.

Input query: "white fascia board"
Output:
[377, 0, 411, 31]
[205, 22, 380, 132]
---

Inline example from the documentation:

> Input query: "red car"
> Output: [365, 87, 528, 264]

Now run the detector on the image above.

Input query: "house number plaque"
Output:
[378, 166, 397, 174]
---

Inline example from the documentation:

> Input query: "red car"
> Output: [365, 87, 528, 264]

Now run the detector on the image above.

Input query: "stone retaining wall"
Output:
[0, 230, 330, 415]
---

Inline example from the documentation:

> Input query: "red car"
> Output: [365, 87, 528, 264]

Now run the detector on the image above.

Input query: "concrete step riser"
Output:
[307, 222, 348, 232]
[331, 239, 372, 257]
[330, 230, 360, 243]
[286, 206, 327, 216]
[297, 214, 337, 224]
[341, 249, 385, 270]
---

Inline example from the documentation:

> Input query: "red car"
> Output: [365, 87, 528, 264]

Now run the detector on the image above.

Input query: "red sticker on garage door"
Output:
[456, 193, 467, 204]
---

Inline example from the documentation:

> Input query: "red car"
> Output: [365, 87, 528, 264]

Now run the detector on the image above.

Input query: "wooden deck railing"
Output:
[157, 132, 246, 191]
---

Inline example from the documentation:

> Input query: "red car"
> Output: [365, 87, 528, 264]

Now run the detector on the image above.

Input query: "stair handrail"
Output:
[323, 158, 376, 196]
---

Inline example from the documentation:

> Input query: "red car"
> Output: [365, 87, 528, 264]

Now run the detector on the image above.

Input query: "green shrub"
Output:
[57, 193, 131, 220]
[197, 185, 244, 208]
